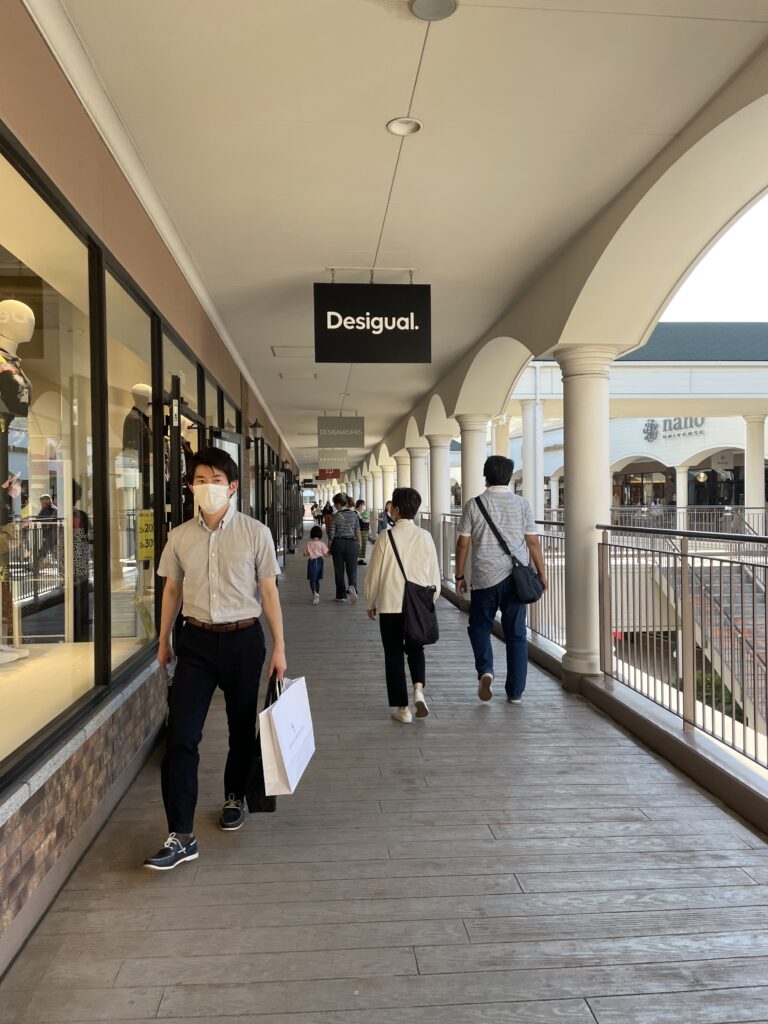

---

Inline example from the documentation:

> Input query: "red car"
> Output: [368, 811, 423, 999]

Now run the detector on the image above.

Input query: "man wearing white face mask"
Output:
[145, 447, 286, 871]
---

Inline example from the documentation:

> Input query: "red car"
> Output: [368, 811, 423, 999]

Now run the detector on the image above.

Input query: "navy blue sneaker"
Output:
[144, 833, 198, 871]
[220, 795, 246, 831]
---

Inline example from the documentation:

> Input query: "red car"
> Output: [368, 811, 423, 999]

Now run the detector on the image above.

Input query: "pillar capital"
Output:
[455, 413, 490, 432]
[371, 466, 382, 478]
[425, 433, 454, 451]
[743, 414, 767, 424]
[553, 344, 622, 379]
[407, 444, 428, 459]
[394, 452, 410, 467]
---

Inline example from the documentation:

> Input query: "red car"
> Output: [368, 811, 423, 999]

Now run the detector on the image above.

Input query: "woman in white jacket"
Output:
[365, 487, 441, 723]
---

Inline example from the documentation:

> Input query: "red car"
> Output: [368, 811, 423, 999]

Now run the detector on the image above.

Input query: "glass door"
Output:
[210, 428, 244, 512]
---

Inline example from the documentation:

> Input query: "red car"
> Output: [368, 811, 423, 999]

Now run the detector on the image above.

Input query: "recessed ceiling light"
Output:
[387, 117, 422, 136]
[409, 0, 457, 21]
[271, 346, 314, 359]
[279, 371, 317, 381]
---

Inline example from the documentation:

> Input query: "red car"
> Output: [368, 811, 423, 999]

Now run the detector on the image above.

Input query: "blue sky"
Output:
[662, 193, 768, 322]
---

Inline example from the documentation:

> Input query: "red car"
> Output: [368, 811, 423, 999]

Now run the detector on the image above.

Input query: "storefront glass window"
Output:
[106, 274, 156, 668]
[164, 336, 201, 524]
[163, 335, 198, 415]
[0, 151, 94, 763]
[205, 377, 219, 429]
[223, 396, 237, 433]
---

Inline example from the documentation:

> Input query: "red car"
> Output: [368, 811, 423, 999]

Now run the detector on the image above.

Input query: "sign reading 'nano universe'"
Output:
[314, 283, 431, 363]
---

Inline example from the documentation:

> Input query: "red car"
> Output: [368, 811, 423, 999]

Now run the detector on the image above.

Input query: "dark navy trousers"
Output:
[161, 620, 266, 833]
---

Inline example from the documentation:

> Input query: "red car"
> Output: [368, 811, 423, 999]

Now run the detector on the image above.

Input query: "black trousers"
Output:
[161, 620, 266, 833]
[379, 612, 426, 707]
[331, 538, 358, 599]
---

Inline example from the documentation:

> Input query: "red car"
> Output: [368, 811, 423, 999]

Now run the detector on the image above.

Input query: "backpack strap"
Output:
[387, 530, 408, 582]
[475, 496, 522, 567]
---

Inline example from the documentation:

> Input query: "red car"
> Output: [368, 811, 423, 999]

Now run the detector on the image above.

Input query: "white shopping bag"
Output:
[259, 676, 315, 796]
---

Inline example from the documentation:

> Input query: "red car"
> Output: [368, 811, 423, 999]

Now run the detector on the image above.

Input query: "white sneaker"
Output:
[392, 707, 412, 724]
[413, 684, 429, 718]
[312, 593, 320, 605]
[348, 586, 358, 604]
[478, 673, 494, 701]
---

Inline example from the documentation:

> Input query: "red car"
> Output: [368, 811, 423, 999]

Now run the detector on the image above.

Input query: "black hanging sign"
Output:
[314, 283, 431, 363]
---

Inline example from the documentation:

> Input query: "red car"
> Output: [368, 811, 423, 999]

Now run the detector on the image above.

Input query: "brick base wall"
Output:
[0, 663, 166, 972]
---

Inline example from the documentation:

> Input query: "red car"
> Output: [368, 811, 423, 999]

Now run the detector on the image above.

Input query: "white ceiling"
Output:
[60, 0, 768, 472]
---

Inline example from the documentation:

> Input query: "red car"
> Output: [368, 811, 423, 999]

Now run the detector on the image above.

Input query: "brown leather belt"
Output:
[186, 616, 257, 633]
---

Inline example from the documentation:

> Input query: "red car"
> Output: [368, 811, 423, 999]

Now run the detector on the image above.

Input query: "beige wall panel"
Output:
[0, 0, 247, 418]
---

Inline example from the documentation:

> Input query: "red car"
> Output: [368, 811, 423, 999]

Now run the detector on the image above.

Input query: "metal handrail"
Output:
[597, 523, 768, 544]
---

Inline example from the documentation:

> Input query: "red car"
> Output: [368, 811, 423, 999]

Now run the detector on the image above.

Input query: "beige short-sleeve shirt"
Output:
[157, 505, 280, 623]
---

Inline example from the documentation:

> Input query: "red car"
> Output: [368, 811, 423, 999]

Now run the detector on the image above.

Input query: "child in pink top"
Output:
[303, 525, 329, 604]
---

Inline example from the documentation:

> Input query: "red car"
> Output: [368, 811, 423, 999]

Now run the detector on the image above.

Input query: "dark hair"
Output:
[187, 446, 239, 484]
[347, 496, 355, 507]
[332, 492, 346, 507]
[392, 487, 421, 520]
[355, 499, 365, 508]
[310, 525, 323, 539]
[483, 455, 514, 487]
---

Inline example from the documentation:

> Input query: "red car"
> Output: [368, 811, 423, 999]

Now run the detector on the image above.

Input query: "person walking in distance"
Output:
[328, 492, 361, 602]
[454, 456, 547, 704]
[144, 447, 286, 870]
[303, 524, 329, 605]
[365, 488, 440, 723]
[356, 498, 370, 564]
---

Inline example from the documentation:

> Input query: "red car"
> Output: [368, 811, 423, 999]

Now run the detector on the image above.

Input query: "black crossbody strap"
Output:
[475, 496, 522, 568]
[387, 530, 408, 582]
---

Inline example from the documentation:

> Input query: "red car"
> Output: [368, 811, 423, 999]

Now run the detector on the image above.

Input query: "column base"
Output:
[561, 649, 602, 692]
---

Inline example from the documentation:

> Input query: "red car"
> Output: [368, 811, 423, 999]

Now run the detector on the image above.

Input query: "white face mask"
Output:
[194, 482, 231, 514]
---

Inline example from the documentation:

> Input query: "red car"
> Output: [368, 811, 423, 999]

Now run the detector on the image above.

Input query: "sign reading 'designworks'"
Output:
[314, 283, 431, 363]
[318, 448, 347, 468]
[317, 416, 365, 448]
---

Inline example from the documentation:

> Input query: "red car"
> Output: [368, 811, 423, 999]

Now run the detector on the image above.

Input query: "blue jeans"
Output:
[467, 574, 528, 699]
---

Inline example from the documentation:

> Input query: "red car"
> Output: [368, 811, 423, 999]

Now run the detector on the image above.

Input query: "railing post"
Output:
[598, 530, 612, 673]
[679, 536, 696, 730]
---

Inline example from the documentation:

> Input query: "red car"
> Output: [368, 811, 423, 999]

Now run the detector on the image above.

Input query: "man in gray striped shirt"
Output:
[455, 456, 547, 704]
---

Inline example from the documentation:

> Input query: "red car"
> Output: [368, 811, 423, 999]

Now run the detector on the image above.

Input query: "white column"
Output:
[372, 468, 383, 515]
[394, 452, 410, 489]
[521, 400, 545, 520]
[381, 464, 395, 506]
[408, 445, 428, 503]
[364, 474, 374, 512]
[549, 477, 560, 509]
[354, 479, 361, 502]
[493, 417, 510, 458]
[673, 466, 689, 531]
[456, 414, 490, 503]
[426, 434, 453, 571]
[744, 416, 766, 509]
[534, 401, 545, 521]
[554, 345, 618, 687]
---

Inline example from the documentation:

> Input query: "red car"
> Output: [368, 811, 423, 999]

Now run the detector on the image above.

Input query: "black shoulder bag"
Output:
[246, 671, 280, 813]
[388, 531, 439, 646]
[474, 496, 544, 604]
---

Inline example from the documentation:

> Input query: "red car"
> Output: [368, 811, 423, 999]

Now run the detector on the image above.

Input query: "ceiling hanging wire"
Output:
[372, 23, 430, 273]
[336, 24, 430, 435]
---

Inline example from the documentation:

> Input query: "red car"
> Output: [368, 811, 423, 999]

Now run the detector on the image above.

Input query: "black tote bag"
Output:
[474, 496, 544, 604]
[246, 671, 280, 813]
[388, 531, 439, 646]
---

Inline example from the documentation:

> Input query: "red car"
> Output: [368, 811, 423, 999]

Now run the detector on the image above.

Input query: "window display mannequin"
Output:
[122, 383, 152, 510]
[0, 299, 34, 664]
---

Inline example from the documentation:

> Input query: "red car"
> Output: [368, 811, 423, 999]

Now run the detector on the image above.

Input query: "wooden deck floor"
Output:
[3, 550, 768, 1023]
